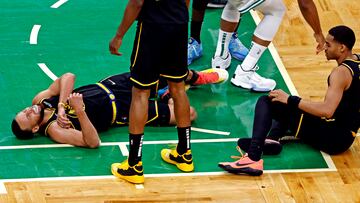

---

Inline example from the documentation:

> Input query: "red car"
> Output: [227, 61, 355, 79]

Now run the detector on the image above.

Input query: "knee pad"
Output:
[253, 0, 286, 41]
[192, 0, 209, 10]
[221, 2, 240, 23]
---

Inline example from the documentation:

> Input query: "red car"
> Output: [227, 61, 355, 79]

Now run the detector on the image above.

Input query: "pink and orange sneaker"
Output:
[218, 147, 263, 176]
[193, 68, 228, 86]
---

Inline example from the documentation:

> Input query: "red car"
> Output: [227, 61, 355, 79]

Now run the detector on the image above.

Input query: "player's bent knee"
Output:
[221, 3, 240, 23]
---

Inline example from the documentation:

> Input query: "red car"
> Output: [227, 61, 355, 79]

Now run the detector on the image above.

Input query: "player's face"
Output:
[15, 105, 43, 132]
[324, 34, 341, 60]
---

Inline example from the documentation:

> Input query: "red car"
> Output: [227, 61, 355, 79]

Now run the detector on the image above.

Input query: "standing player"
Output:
[109, 0, 193, 184]
[212, 0, 325, 92]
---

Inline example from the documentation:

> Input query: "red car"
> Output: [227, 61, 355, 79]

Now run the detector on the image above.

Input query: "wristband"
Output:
[287, 95, 301, 109]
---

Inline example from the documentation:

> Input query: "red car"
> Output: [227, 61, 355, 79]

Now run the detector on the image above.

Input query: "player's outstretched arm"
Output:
[297, 0, 325, 53]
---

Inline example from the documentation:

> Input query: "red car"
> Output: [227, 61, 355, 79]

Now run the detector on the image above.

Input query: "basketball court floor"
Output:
[0, 0, 335, 186]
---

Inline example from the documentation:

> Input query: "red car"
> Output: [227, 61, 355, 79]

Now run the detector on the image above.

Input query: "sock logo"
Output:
[138, 136, 143, 158]
[186, 128, 190, 149]
[220, 34, 227, 57]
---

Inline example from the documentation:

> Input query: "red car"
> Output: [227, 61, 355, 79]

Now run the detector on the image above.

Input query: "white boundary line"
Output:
[249, 10, 336, 171]
[119, 143, 129, 156]
[321, 151, 336, 170]
[30, 25, 41, 45]
[0, 182, 7, 195]
[37, 63, 58, 81]
[0, 138, 239, 150]
[51, 0, 68, 8]
[0, 166, 336, 184]
[191, 127, 230, 135]
[0, 138, 336, 172]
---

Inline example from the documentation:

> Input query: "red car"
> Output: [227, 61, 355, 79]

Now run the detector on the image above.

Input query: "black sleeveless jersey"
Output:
[38, 73, 136, 135]
[331, 54, 360, 132]
[138, 0, 188, 24]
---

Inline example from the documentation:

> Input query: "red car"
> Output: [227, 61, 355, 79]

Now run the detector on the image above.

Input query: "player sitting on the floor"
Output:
[218, 25, 360, 176]
[11, 68, 228, 148]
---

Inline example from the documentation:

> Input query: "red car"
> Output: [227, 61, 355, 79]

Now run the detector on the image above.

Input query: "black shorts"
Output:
[114, 100, 171, 127]
[297, 115, 355, 155]
[262, 96, 355, 155]
[130, 22, 188, 89]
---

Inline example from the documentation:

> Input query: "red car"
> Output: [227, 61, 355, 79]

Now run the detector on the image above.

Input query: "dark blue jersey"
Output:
[138, 0, 188, 24]
[38, 72, 169, 135]
[332, 54, 360, 132]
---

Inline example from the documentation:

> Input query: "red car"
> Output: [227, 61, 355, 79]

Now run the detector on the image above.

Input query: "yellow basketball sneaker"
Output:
[111, 159, 144, 184]
[161, 149, 194, 172]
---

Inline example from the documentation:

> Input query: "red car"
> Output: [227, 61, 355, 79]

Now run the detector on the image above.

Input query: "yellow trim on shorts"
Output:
[131, 22, 143, 68]
[146, 100, 159, 124]
[96, 83, 117, 124]
[130, 77, 159, 87]
[160, 72, 188, 79]
[294, 113, 304, 138]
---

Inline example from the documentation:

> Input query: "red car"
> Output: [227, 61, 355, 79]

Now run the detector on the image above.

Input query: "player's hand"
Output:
[269, 89, 289, 104]
[109, 36, 123, 56]
[68, 93, 85, 113]
[314, 33, 325, 54]
[57, 105, 70, 129]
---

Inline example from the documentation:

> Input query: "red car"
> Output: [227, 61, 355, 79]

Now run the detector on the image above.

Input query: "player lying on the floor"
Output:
[11, 68, 228, 148]
[218, 25, 360, 176]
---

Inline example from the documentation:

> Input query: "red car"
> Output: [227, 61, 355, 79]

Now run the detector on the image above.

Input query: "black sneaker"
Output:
[237, 138, 283, 155]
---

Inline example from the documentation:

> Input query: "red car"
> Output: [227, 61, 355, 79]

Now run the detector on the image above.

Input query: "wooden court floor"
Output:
[1, 0, 360, 202]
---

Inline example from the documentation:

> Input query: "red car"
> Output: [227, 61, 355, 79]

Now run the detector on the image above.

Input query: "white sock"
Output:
[240, 41, 267, 71]
[214, 30, 232, 58]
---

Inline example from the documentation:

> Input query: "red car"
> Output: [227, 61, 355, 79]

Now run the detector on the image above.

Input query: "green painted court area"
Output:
[0, 0, 333, 180]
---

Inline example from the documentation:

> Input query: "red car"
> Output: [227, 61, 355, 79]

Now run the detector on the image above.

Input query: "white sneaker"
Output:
[212, 53, 231, 70]
[231, 65, 276, 92]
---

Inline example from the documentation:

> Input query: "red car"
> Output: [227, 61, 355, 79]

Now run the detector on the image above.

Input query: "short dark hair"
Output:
[329, 25, 356, 50]
[11, 119, 34, 140]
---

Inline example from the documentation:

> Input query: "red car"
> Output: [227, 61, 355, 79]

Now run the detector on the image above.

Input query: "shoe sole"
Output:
[218, 164, 263, 176]
[230, 79, 274, 92]
[161, 149, 194, 172]
[212, 54, 231, 70]
[111, 163, 144, 184]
